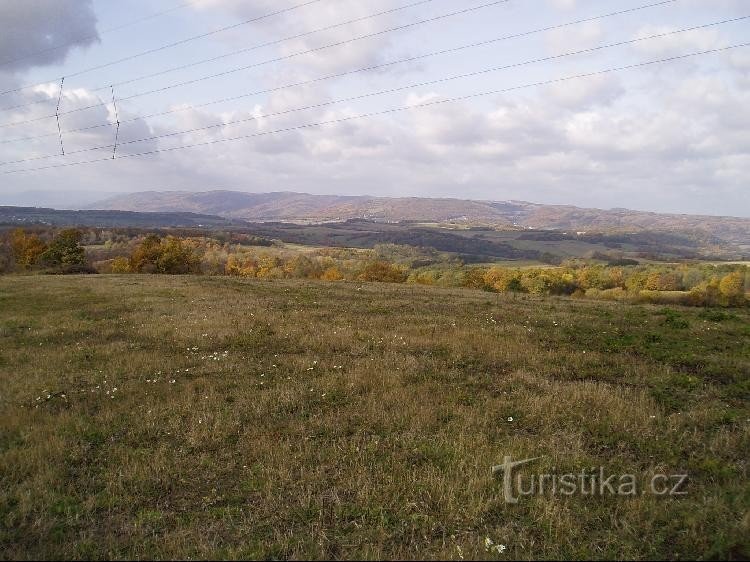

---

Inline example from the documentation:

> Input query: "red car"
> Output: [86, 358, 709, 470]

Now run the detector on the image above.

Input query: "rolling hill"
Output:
[91, 190, 750, 249]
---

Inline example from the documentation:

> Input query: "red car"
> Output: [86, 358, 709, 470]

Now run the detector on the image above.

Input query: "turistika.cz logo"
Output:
[492, 456, 688, 504]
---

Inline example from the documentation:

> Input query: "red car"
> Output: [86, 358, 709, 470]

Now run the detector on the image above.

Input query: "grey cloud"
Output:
[0, 0, 99, 72]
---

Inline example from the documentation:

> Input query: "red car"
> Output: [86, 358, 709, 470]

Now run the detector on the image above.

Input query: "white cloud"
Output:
[546, 21, 603, 53]
[543, 74, 624, 109]
[631, 25, 726, 58]
[1, 0, 749, 217]
[547, 0, 577, 10]
[193, 0, 405, 74]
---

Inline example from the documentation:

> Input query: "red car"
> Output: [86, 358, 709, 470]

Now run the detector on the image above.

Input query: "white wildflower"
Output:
[485, 537, 507, 554]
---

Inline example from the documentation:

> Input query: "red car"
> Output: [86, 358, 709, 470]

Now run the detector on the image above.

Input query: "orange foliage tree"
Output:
[10, 229, 47, 269]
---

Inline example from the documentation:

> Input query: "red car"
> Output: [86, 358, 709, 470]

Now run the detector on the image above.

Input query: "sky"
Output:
[0, 0, 748, 216]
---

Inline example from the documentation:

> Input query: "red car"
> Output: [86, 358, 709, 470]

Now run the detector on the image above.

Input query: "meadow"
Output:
[0, 275, 748, 560]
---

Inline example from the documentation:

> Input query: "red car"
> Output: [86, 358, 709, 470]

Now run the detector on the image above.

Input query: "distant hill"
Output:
[0, 206, 249, 228]
[0, 190, 116, 209]
[2, 203, 744, 261]
[91, 190, 750, 248]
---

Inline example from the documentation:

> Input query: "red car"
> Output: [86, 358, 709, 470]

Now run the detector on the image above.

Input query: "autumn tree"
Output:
[719, 271, 746, 306]
[39, 229, 86, 268]
[462, 267, 489, 290]
[256, 255, 285, 279]
[483, 267, 524, 293]
[129, 235, 163, 273]
[158, 237, 201, 274]
[284, 255, 323, 280]
[111, 257, 131, 273]
[0, 234, 13, 273]
[129, 235, 200, 274]
[624, 270, 649, 293]
[576, 266, 606, 290]
[226, 254, 259, 277]
[408, 270, 441, 286]
[10, 229, 47, 269]
[644, 271, 681, 291]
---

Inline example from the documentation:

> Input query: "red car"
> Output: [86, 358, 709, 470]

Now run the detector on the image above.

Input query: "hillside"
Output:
[1, 275, 747, 559]
[90, 191, 506, 224]
[0, 206, 250, 229]
[1, 205, 742, 261]
[91, 191, 750, 247]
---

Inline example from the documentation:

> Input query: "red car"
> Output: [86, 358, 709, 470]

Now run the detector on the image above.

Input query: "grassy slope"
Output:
[0, 276, 748, 560]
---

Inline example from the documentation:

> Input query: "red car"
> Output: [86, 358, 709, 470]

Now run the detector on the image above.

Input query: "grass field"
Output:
[1, 275, 748, 560]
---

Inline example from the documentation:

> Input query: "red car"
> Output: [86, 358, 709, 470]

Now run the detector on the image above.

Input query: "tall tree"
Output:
[10, 229, 47, 269]
[40, 229, 86, 268]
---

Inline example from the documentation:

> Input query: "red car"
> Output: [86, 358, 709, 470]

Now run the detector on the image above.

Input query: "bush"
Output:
[45, 264, 98, 275]
[719, 271, 746, 307]
[462, 268, 489, 290]
[110, 257, 131, 274]
[357, 261, 408, 283]
[597, 287, 628, 301]
[636, 290, 692, 306]
[321, 266, 345, 281]
[483, 267, 524, 293]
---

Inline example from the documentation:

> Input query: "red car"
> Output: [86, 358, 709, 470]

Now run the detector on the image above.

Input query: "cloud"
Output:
[547, 0, 577, 10]
[1, 0, 749, 217]
[543, 74, 624, 110]
[545, 21, 603, 54]
[193, 0, 408, 74]
[0, 0, 99, 73]
[631, 25, 726, 58]
[0, 84, 154, 166]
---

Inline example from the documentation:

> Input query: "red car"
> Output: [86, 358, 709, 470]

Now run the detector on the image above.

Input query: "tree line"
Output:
[1, 228, 746, 307]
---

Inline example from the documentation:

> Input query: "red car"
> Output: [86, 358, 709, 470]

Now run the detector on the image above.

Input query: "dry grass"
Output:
[0, 275, 748, 560]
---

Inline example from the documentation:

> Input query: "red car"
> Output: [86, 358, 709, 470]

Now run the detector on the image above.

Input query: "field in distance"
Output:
[1, 275, 748, 560]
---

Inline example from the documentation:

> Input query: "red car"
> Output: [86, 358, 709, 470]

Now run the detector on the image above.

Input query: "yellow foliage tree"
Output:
[719, 271, 746, 306]
[321, 266, 344, 281]
[10, 229, 47, 269]
[483, 267, 523, 293]
[226, 254, 258, 277]
[256, 255, 284, 279]
[111, 257, 131, 273]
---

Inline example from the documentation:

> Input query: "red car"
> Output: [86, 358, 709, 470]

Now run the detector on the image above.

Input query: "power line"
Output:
[0, 0, 690, 146]
[1, 19, 742, 168]
[110, 86, 121, 160]
[0, 0, 207, 69]
[92, 0, 450, 96]
[0, 0, 509, 128]
[55, 78, 65, 156]
[0, 0, 328, 98]
[4, 42, 747, 175]
[0, 0, 443, 115]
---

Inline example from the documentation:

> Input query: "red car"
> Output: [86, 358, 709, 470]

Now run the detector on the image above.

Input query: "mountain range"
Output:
[90, 190, 750, 248]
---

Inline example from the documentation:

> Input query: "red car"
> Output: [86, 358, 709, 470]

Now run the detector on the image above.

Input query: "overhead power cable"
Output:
[0, 19, 742, 168]
[0, 0, 443, 115]
[0, 0, 509, 128]
[1, 0, 683, 116]
[0, 0, 690, 146]
[0, 0, 207, 69]
[3, 42, 747, 175]
[0, 0, 329, 97]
